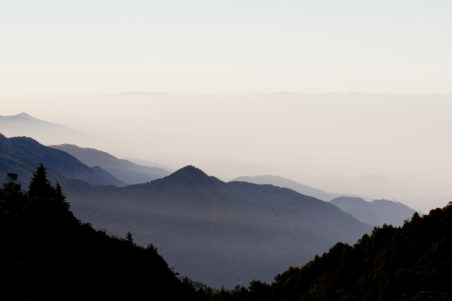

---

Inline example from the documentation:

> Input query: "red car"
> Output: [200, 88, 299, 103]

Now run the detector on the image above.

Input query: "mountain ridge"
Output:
[0, 133, 124, 186]
[51, 144, 169, 184]
[63, 165, 372, 288]
[330, 196, 416, 226]
[162, 165, 224, 186]
[0, 112, 105, 146]
[233, 175, 340, 201]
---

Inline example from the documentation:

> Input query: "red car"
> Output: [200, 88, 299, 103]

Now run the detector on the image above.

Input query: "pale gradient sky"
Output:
[1, 1, 452, 212]
[1, 1, 452, 95]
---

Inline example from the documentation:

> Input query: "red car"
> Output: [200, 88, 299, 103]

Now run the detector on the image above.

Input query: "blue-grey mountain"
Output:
[235, 175, 416, 227]
[0, 112, 103, 146]
[52, 144, 169, 185]
[233, 175, 340, 201]
[62, 166, 371, 288]
[330, 196, 416, 227]
[0, 133, 123, 186]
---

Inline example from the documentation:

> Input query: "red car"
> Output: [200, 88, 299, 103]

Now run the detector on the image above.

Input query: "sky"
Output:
[1, 1, 452, 95]
[1, 1, 452, 212]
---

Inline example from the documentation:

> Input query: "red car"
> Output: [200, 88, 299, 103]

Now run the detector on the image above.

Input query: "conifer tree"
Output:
[28, 164, 54, 199]
[55, 182, 70, 210]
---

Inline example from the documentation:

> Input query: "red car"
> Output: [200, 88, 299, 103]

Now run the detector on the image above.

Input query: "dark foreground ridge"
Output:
[209, 203, 452, 301]
[0, 165, 200, 300]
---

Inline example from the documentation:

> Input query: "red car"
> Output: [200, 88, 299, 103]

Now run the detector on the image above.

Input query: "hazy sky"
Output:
[1, 1, 452, 95]
[1, 1, 452, 212]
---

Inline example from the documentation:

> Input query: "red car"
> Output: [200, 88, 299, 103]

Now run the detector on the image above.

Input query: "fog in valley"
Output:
[3, 93, 451, 212]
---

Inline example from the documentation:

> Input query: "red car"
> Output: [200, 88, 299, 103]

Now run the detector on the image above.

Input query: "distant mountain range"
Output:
[2, 134, 370, 287]
[62, 165, 372, 288]
[0, 112, 65, 132]
[0, 112, 103, 146]
[233, 175, 340, 201]
[330, 196, 417, 227]
[0, 131, 414, 287]
[51, 144, 169, 185]
[0, 133, 123, 186]
[233, 175, 416, 227]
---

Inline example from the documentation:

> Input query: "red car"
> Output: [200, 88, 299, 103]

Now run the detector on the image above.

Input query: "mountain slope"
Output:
[0, 112, 66, 132]
[331, 196, 416, 226]
[62, 165, 372, 288]
[0, 133, 124, 186]
[0, 112, 103, 146]
[51, 144, 169, 184]
[0, 166, 198, 300]
[233, 175, 339, 201]
[211, 204, 451, 300]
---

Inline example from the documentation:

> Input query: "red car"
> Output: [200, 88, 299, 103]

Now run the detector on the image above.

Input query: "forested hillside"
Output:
[0, 165, 199, 300]
[207, 203, 452, 300]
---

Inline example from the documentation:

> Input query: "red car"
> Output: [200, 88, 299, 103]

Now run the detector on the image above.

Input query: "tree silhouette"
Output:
[55, 182, 70, 211]
[28, 163, 54, 199]
[0, 165, 201, 300]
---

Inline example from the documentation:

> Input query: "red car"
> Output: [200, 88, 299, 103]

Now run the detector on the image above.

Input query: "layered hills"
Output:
[2, 162, 449, 300]
[0, 133, 123, 186]
[0, 112, 100, 146]
[51, 144, 169, 184]
[0, 112, 66, 133]
[331, 196, 416, 227]
[233, 175, 339, 201]
[0, 131, 444, 298]
[62, 165, 372, 287]
[233, 175, 416, 227]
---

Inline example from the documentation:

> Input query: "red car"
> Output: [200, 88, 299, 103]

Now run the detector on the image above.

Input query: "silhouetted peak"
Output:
[166, 165, 223, 185]
[173, 165, 206, 176]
